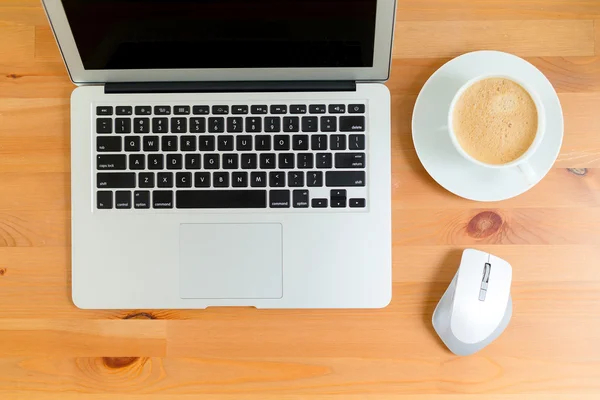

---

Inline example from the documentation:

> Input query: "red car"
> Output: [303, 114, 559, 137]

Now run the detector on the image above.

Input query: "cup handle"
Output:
[519, 162, 538, 185]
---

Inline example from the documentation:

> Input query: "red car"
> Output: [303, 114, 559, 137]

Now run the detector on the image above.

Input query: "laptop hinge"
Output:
[104, 80, 356, 94]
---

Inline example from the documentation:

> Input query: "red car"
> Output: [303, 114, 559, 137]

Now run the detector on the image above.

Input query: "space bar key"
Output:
[176, 190, 267, 209]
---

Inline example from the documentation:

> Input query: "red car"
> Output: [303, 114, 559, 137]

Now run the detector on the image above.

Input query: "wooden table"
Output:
[1, 1, 600, 398]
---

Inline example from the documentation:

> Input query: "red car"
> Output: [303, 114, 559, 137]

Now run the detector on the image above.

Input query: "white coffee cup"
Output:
[447, 74, 546, 184]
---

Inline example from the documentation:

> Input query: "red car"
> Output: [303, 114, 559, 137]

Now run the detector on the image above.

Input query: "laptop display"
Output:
[61, 0, 378, 70]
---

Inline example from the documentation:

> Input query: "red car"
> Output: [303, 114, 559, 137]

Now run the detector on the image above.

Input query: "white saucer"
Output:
[412, 51, 564, 202]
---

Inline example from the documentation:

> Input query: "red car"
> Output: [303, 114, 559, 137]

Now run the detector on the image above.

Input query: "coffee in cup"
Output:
[451, 77, 539, 165]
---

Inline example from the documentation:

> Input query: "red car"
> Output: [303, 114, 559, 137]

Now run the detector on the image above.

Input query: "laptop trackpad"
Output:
[179, 223, 283, 299]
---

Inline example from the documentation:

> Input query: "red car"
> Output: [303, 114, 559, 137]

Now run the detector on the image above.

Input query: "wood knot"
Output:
[467, 211, 503, 239]
[102, 357, 139, 369]
[6, 73, 22, 79]
[567, 168, 587, 176]
[123, 312, 156, 320]
[0, 268, 5, 276]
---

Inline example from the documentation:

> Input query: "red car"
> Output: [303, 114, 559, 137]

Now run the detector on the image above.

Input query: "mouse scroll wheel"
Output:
[479, 263, 491, 301]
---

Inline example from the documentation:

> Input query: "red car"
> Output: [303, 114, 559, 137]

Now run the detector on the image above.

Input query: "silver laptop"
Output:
[43, 0, 395, 309]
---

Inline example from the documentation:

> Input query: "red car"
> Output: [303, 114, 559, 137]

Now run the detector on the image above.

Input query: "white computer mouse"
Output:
[432, 248, 513, 356]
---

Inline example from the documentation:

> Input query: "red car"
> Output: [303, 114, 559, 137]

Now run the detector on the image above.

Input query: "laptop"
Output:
[43, 0, 395, 309]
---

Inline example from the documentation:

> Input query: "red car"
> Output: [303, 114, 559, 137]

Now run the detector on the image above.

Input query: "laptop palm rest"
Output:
[179, 223, 283, 299]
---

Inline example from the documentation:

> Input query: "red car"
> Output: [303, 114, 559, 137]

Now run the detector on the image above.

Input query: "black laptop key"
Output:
[162, 136, 178, 151]
[115, 118, 131, 134]
[330, 189, 347, 209]
[316, 153, 333, 168]
[265, 117, 281, 133]
[218, 135, 234, 151]
[335, 153, 366, 169]
[97, 106, 113, 115]
[232, 172, 248, 187]
[273, 135, 290, 151]
[199, 135, 216, 151]
[148, 154, 164, 170]
[232, 105, 248, 114]
[129, 154, 145, 170]
[309, 104, 326, 114]
[171, 118, 187, 133]
[134, 191, 151, 209]
[293, 190, 309, 208]
[269, 190, 290, 208]
[134, 118, 150, 133]
[326, 171, 366, 187]
[190, 117, 206, 133]
[340, 116, 366, 132]
[251, 172, 267, 187]
[349, 104, 366, 114]
[288, 171, 304, 187]
[124, 136, 140, 151]
[153, 191, 174, 209]
[97, 172, 135, 188]
[152, 118, 168, 133]
[270, 105, 287, 114]
[236, 135, 253, 151]
[312, 198, 328, 208]
[174, 106, 190, 115]
[97, 191, 112, 209]
[292, 135, 309, 150]
[135, 106, 151, 115]
[180, 136, 197, 151]
[143, 136, 159, 151]
[255, 135, 271, 151]
[241, 153, 257, 169]
[311, 135, 327, 150]
[167, 154, 183, 169]
[209, 117, 225, 133]
[115, 191, 132, 209]
[176, 172, 193, 188]
[158, 172, 174, 188]
[260, 153, 276, 169]
[227, 117, 243, 133]
[350, 198, 366, 208]
[278, 153, 295, 169]
[223, 153, 239, 169]
[194, 172, 211, 187]
[193, 105, 209, 115]
[290, 105, 307, 114]
[246, 117, 262, 133]
[251, 105, 268, 114]
[269, 171, 285, 187]
[96, 118, 112, 134]
[177, 190, 267, 209]
[349, 134, 366, 150]
[185, 154, 201, 170]
[139, 172, 155, 188]
[307, 171, 323, 187]
[204, 153, 220, 169]
[301, 117, 318, 132]
[214, 171, 230, 188]
[330, 134, 346, 150]
[212, 105, 229, 115]
[154, 106, 171, 115]
[283, 117, 299, 132]
[297, 153, 314, 169]
[116, 106, 132, 115]
[97, 155, 126, 170]
[329, 104, 346, 114]
[321, 116, 337, 132]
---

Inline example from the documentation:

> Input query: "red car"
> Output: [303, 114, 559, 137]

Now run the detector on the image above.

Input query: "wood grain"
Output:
[1, 0, 600, 398]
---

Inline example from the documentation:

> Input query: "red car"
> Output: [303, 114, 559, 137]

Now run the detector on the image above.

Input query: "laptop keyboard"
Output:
[95, 102, 367, 210]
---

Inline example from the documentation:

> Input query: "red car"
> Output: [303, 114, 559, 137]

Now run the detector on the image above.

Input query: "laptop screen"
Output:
[61, 0, 378, 71]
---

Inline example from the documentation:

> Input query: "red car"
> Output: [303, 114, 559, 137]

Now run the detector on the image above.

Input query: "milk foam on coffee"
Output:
[452, 77, 538, 165]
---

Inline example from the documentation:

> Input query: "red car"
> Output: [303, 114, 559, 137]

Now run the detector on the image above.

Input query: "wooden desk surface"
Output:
[1, 1, 600, 398]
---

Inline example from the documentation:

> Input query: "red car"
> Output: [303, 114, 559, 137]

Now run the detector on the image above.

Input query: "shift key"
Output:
[97, 172, 136, 188]
[326, 171, 366, 187]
